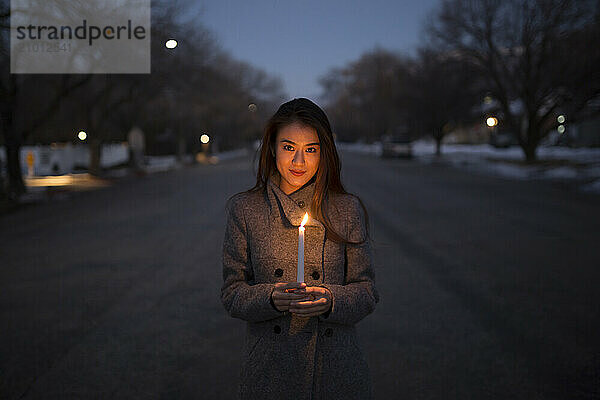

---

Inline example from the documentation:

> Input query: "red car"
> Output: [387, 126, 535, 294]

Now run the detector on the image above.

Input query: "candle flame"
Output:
[300, 212, 309, 228]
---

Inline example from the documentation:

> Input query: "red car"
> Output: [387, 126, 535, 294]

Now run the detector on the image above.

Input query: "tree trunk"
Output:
[3, 130, 26, 200]
[1, 89, 27, 200]
[522, 144, 537, 163]
[435, 136, 442, 157]
[89, 138, 103, 176]
[176, 132, 186, 162]
[522, 125, 539, 163]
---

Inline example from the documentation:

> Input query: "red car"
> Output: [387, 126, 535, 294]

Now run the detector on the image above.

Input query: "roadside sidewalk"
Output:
[0, 149, 250, 215]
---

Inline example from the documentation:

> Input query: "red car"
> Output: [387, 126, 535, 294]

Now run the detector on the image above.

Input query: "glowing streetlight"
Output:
[200, 134, 210, 144]
[486, 117, 498, 127]
[557, 125, 565, 134]
[557, 115, 565, 124]
[78, 131, 87, 141]
[165, 39, 178, 49]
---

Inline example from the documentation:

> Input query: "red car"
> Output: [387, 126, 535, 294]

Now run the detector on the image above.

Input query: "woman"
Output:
[221, 98, 379, 400]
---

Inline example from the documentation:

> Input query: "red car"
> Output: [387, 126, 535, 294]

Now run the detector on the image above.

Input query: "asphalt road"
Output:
[1, 152, 598, 399]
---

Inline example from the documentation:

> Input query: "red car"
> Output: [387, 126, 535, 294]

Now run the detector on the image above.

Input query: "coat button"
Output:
[274, 325, 281, 334]
[274, 268, 283, 277]
[297, 200, 305, 208]
[325, 328, 333, 337]
[311, 271, 320, 280]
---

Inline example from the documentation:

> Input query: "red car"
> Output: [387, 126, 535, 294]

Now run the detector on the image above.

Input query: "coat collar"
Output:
[267, 173, 323, 228]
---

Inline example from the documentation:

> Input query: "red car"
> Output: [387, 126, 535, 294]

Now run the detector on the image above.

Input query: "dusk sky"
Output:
[196, 0, 441, 101]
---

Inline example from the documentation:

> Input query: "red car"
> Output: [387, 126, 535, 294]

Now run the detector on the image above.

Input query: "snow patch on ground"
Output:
[338, 140, 600, 194]
[542, 167, 579, 179]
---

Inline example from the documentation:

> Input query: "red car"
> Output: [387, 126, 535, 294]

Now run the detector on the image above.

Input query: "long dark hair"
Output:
[250, 98, 369, 244]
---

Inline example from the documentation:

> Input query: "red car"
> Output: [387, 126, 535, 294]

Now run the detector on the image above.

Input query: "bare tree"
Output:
[428, 0, 600, 161]
[406, 48, 483, 156]
[144, 4, 284, 155]
[0, 0, 93, 198]
[1, 0, 287, 202]
[320, 48, 409, 142]
[0, 52, 89, 200]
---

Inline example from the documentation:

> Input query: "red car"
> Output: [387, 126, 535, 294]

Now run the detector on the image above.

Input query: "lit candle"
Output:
[297, 213, 309, 282]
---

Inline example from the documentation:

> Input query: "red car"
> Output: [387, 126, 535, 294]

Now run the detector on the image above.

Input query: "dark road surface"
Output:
[1, 152, 598, 399]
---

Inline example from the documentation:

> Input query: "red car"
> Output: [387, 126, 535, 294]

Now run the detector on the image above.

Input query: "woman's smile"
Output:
[289, 169, 306, 176]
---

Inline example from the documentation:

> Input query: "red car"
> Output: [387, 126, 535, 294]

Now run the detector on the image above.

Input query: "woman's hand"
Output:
[289, 286, 332, 318]
[271, 282, 312, 312]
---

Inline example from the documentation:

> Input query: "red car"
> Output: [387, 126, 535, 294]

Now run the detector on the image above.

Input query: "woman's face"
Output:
[274, 122, 320, 195]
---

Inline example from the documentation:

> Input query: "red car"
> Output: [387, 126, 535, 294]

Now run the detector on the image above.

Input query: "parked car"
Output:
[381, 136, 413, 158]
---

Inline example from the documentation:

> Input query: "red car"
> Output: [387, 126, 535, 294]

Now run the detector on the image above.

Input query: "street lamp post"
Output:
[486, 116, 498, 144]
[165, 39, 186, 163]
[195, 134, 210, 164]
[200, 133, 210, 154]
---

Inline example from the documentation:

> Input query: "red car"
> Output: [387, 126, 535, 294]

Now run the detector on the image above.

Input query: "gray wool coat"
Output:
[221, 175, 379, 400]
